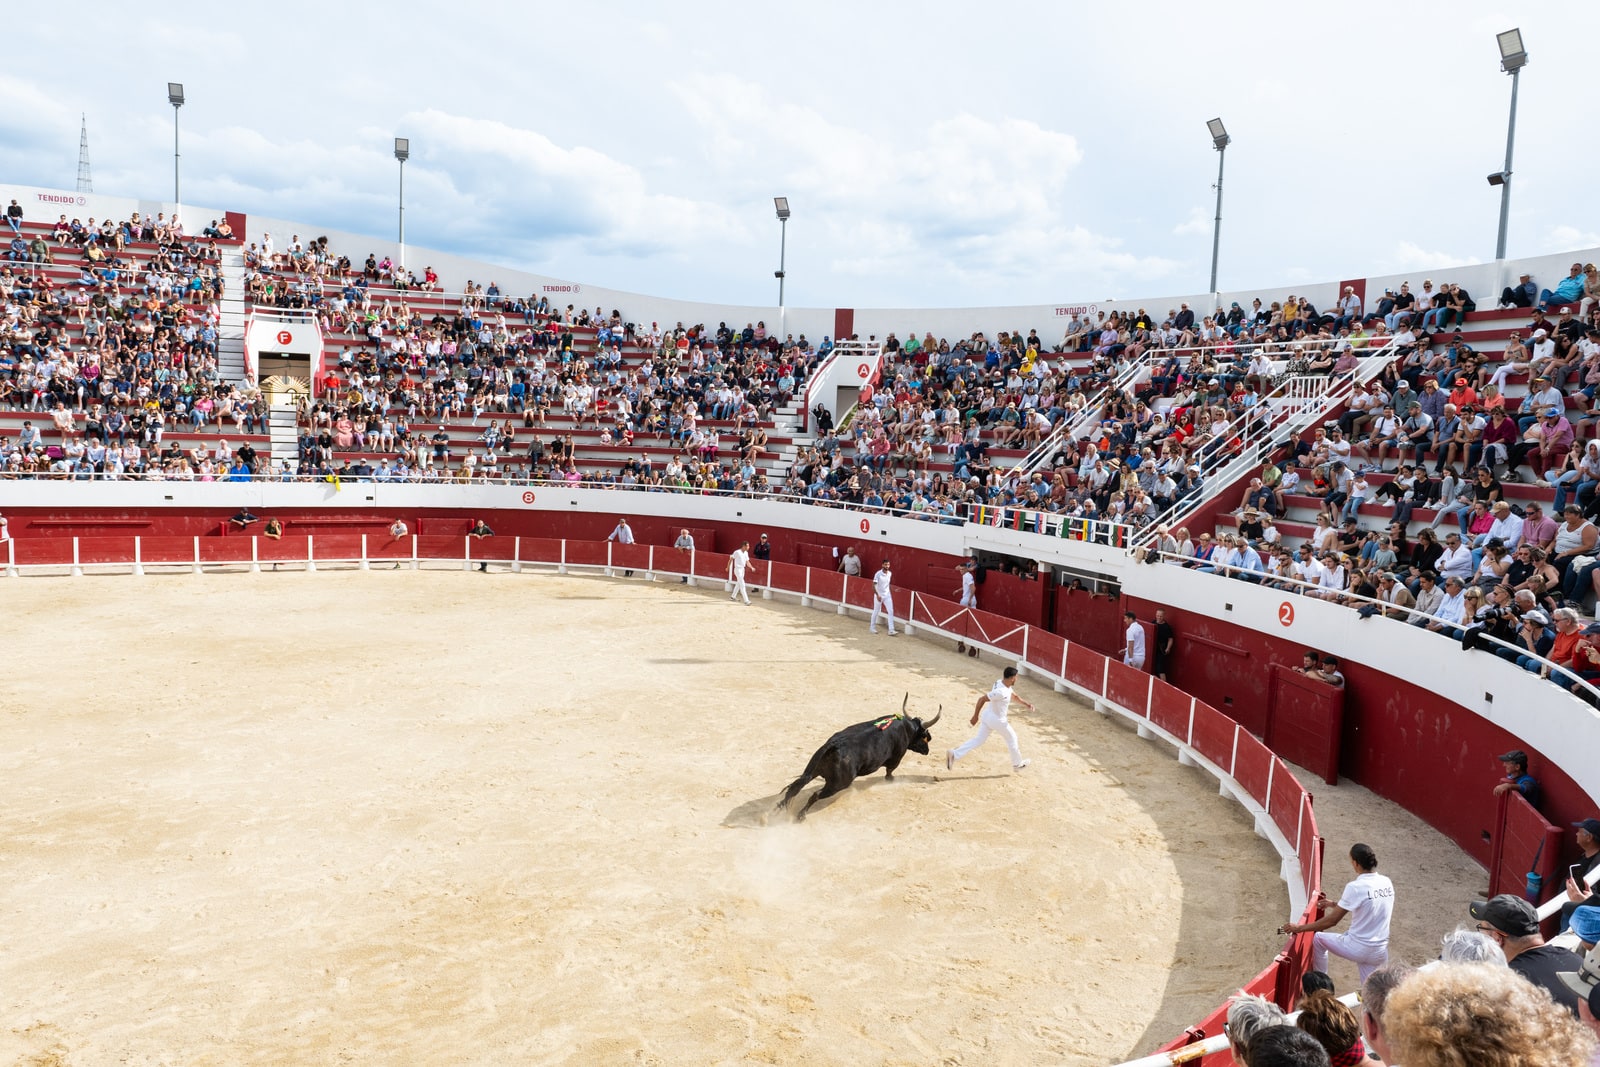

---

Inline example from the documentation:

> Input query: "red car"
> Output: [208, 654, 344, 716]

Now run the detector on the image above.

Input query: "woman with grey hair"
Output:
[1226, 991, 1290, 1065]
[1438, 923, 1508, 965]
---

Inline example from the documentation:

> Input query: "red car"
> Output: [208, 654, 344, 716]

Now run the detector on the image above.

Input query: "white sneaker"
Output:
[946, 750, 955, 770]
[1014, 759, 1031, 772]
[870, 628, 878, 634]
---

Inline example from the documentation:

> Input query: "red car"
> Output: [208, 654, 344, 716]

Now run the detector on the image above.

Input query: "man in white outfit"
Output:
[1123, 610, 1147, 670]
[728, 540, 752, 604]
[955, 560, 978, 608]
[1280, 843, 1394, 982]
[947, 666, 1034, 771]
[870, 558, 897, 635]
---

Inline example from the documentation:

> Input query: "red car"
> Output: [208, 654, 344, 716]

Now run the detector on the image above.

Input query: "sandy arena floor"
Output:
[0, 570, 1477, 1066]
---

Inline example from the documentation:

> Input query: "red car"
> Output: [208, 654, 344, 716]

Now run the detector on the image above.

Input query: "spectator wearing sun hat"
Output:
[1501, 271, 1537, 309]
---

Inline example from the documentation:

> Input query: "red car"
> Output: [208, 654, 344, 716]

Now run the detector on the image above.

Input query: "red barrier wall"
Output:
[1264, 666, 1345, 786]
[1488, 792, 1562, 912]
[977, 569, 1047, 629]
[1052, 584, 1124, 656]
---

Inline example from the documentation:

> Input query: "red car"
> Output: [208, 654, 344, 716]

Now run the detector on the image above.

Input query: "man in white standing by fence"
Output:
[728, 540, 752, 605]
[1123, 610, 1147, 670]
[870, 559, 897, 635]
[1280, 843, 1395, 982]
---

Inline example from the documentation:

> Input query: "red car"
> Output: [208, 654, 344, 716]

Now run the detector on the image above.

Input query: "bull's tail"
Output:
[776, 751, 829, 811]
[776, 771, 815, 811]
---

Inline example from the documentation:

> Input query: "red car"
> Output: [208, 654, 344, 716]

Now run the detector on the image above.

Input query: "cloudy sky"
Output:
[2, 2, 1595, 309]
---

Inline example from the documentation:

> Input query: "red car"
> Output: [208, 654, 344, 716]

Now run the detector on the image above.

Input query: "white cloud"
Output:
[1381, 242, 1470, 273]
[1550, 226, 1600, 250]
[1173, 207, 1211, 237]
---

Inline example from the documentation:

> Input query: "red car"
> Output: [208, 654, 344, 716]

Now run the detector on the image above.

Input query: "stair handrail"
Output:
[1128, 338, 1400, 546]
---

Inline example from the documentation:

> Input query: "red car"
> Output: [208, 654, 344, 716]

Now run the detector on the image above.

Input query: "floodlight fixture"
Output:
[1497, 28, 1527, 72]
[168, 82, 185, 107]
[774, 197, 791, 221]
[394, 137, 409, 162]
[1206, 118, 1229, 150]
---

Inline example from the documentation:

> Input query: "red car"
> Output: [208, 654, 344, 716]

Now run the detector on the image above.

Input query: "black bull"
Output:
[776, 695, 942, 820]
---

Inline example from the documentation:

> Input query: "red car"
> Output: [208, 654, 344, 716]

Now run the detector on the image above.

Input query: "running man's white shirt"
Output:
[870, 566, 897, 634]
[1312, 870, 1395, 981]
[960, 569, 977, 608]
[608, 521, 635, 544]
[729, 547, 751, 604]
[950, 677, 1025, 768]
[1124, 621, 1147, 668]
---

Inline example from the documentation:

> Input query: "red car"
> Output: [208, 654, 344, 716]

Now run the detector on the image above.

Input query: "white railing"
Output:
[800, 340, 883, 435]
[1012, 346, 1169, 477]
[1130, 340, 1400, 546]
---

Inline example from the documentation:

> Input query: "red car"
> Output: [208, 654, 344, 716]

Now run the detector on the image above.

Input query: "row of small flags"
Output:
[969, 506, 1129, 547]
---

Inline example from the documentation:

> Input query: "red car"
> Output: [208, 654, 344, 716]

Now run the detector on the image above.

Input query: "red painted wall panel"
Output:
[1264, 666, 1344, 786]
[1104, 660, 1150, 717]
[976, 570, 1047, 629]
[1232, 733, 1274, 809]
[1025, 630, 1066, 678]
[1149, 683, 1192, 742]
[1052, 585, 1123, 656]
[1191, 704, 1238, 775]
[1270, 759, 1310, 842]
[1064, 643, 1106, 695]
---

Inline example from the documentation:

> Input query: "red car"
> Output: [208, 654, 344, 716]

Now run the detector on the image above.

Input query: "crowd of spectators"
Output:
[0, 201, 265, 479]
[14, 216, 1600, 690]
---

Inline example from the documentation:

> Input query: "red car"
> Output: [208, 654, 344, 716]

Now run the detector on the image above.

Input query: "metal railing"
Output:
[1010, 345, 1170, 478]
[1128, 340, 1400, 547]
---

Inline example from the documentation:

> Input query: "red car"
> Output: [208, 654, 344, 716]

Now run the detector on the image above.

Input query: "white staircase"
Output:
[217, 249, 249, 384]
[267, 402, 299, 471]
[1133, 339, 1402, 545]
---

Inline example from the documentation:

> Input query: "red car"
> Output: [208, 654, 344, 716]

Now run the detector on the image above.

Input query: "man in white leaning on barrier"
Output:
[1280, 843, 1394, 982]
[607, 516, 636, 577]
[870, 558, 898, 635]
[728, 540, 752, 605]
[947, 666, 1034, 772]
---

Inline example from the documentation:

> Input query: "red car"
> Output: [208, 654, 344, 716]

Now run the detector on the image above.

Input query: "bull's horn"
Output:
[901, 692, 909, 715]
[924, 705, 942, 729]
